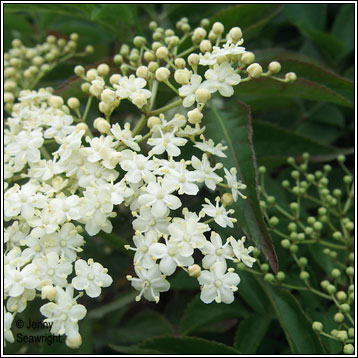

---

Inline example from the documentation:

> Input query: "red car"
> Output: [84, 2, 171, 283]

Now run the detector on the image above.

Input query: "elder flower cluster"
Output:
[4, 18, 296, 349]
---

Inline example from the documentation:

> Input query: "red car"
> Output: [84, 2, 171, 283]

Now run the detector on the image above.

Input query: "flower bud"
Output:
[285, 72, 297, 82]
[337, 330, 348, 342]
[4, 92, 14, 103]
[331, 268, 341, 278]
[334, 312, 344, 323]
[336, 291, 347, 302]
[41, 285, 57, 301]
[181, 23, 191, 33]
[86, 68, 98, 82]
[174, 58, 186, 69]
[326, 284, 336, 294]
[174, 69, 191, 85]
[276, 271, 285, 281]
[67, 97, 80, 110]
[48, 95, 64, 108]
[346, 267, 354, 277]
[260, 263, 269, 272]
[229, 27, 242, 41]
[76, 123, 88, 132]
[247, 63, 263, 78]
[136, 66, 149, 79]
[241, 52, 255, 66]
[155, 67, 170, 82]
[212, 22, 224, 35]
[200, 39, 212, 53]
[156, 46, 169, 60]
[101, 89, 116, 104]
[188, 264, 202, 278]
[94, 117, 111, 133]
[133, 35, 146, 47]
[187, 108, 203, 124]
[195, 88, 211, 103]
[132, 93, 148, 108]
[312, 321, 323, 332]
[343, 344, 354, 355]
[74, 65, 85, 77]
[110, 74, 121, 85]
[152, 41, 162, 51]
[264, 273, 275, 283]
[221, 193, 233, 206]
[144, 50, 155, 62]
[99, 101, 111, 114]
[201, 18, 210, 28]
[89, 78, 105, 97]
[81, 82, 91, 94]
[97, 63, 110, 77]
[66, 333, 82, 349]
[193, 27, 207, 42]
[269, 216, 279, 227]
[120, 44, 130, 57]
[148, 61, 159, 73]
[299, 271, 310, 280]
[188, 54, 200, 67]
[268, 61, 281, 74]
[70, 32, 79, 41]
[33, 56, 44, 66]
[149, 21, 157, 31]
[281, 239, 290, 248]
[147, 116, 161, 129]
[85, 45, 94, 54]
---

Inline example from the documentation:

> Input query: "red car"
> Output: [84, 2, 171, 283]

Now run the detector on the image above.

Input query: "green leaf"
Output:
[258, 281, 325, 354]
[139, 336, 241, 354]
[206, 103, 278, 273]
[169, 269, 199, 290]
[4, 11, 33, 34]
[236, 270, 270, 314]
[180, 294, 249, 334]
[87, 291, 136, 320]
[115, 310, 174, 344]
[252, 120, 343, 168]
[282, 4, 327, 31]
[234, 314, 271, 353]
[238, 77, 353, 108]
[331, 4, 355, 55]
[211, 4, 282, 39]
[90, 4, 137, 25]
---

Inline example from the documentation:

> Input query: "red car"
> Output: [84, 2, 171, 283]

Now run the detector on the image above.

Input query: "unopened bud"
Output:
[193, 27, 207, 41]
[155, 67, 170, 82]
[188, 108, 203, 124]
[221, 193, 233, 206]
[66, 333, 82, 349]
[188, 53, 200, 66]
[200, 39, 212, 53]
[229, 27, 242, 41]
[147, 116, 161, 129]
[212, 22, 224, 35]
[268, 61, 281, 74]
[188, 264, 201, 278]
[67, 97, 80, 110]
[94, 118, 111, 133]
[41, 285, 57, 301]
[174, 58, 186, 69]
[312, 321, 323, 332]
[97, 63, 110, 76]
[86, 68, 98, 82]
[195, 88, 211, 103]
[247, 63, 263, 78]
[241, 52, 255, 66]
[132, 93, 148, 108]
[48, 95, 64, 108]
[148, 61, 159, 73]
[76, 123, 88, 132]
[156, 46, 169, 60]
[285, 72, 297, 82]
[136, 66, 149, 79]
[174, 69, 191, 85]
[101, 89, 116, 104]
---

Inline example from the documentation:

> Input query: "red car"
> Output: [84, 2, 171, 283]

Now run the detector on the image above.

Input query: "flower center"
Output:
[156, 190, 165, 200]
[214, 279, 222, 288]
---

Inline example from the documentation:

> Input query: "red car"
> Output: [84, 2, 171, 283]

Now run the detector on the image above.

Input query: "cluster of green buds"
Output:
[4, 33, 93, 112]
[238, 153, 354, 354]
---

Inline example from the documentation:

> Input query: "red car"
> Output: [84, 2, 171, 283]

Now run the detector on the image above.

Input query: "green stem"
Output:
[149, 80, 159, 111]
[40, 146, 51, 160]
[82, 96, 93, 123]
[136, 131, 152, 144]
[149, 98, 182, 116]
[164, 80, 179, 95]
[132, 114, 147, 136]
[319, 331, 341, 342]
[177, 45, 197, 58]
[343, 183, 354, 214]
[299, 239, 347, 250]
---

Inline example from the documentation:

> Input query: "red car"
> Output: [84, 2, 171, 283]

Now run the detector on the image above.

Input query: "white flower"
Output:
[138, 180, 181, 217]
[84, 135, 120, 169]
[53, 129, 85, 160]
[6, 128, 44, 164]
[127, 231, 159, 269]
[49, 194, 82, 222]
[4, 263, 40, 297]
[132, 207, 170, 235]
[169, 210, 209, 257]
[164, 160, 200, 195]
[191, 154, 223, 190]
[149, 239, 194, 276]
[72, 259, 113, 298]
[198, 262, 240, 304]
[229, 236, 256, 267]
[194, 135, 227, 158]
[201, 197, 236, 228]
[77, 161, 119, 188]
[128, 264, 170, 303]
[178, 74, 203, 107]
[114, 75, 151, 108]
[33, 252, 72, 287]
[6, 289, 36, 313]
[121, 153, 156, 184]
[89, 77, 105, 97]
[148, 129, 187, 157]
[202, 62, 241, 97]
[218, 39, 245, 57]
[111, 123, 141, 151]
[18, 88, 52, 105]
[4, 310, 15, 346]
[224, 167, 247, 201]
[201, 232, 233, 269]
[40, 286, 87, 338]
[44, 114, 75, 140]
